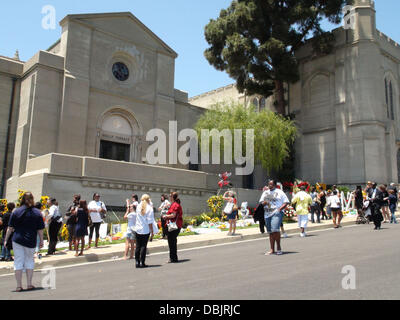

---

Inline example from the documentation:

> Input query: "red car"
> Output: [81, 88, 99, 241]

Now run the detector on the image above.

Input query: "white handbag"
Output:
[224, 202, 234, 214]
[167, 220, 178, 232]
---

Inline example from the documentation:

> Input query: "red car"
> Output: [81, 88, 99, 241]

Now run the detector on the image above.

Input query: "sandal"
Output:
[27, 286, 36, 291]
[15, 287, 24, 292]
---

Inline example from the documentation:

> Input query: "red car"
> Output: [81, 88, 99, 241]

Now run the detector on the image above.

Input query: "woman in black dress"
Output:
[73, 200, 89, 256]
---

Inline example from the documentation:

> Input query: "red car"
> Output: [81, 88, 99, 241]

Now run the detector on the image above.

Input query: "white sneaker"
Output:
[282, 233, 288, 238]
[300, 233, 305, 238]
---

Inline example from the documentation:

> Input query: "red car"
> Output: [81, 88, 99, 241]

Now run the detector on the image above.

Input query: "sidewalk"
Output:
[0, 215, 378, 274]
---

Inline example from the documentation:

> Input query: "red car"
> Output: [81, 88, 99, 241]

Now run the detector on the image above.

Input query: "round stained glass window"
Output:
[112, 62, 130, 81]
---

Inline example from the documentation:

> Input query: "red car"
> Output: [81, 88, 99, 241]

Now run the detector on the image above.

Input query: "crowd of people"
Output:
[249, 180, 399, 256]
[1, 179, 398, 291]
[0, 191, 184, 292]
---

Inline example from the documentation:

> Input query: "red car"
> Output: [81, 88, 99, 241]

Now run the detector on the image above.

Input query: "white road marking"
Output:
[0, 224, 360, 278]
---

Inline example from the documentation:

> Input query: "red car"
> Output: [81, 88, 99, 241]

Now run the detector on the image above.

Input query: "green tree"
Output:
[194, 102, 297, 173]
[204, 0, 352, 115]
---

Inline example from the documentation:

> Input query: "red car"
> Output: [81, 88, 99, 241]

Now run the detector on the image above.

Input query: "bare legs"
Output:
[267, 232, 281, 254]
[382, 206, 390, 222]
[228, 219, 237, 235]
[15, 270, 23, 289]
[75, 237, 85, 256]
[14, 269, 34, 290]
[124, 239, 135, 260]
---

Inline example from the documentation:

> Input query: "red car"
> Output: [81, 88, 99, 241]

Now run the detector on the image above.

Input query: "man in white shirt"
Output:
[47, 198, 62, 255]
[87, 193, 107, 249]
[259, 179, 290, 256]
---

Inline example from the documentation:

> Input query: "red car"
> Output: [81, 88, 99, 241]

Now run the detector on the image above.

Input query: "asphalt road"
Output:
[1, 223, 400, 300]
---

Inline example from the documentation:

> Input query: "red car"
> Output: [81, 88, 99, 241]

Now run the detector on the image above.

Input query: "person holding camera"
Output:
[87, 193, 107, 249]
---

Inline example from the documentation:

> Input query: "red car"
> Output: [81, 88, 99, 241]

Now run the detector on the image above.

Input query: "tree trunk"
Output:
[275, 80, 286, 115]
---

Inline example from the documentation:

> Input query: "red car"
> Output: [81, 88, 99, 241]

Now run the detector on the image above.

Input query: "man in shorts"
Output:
[291, 185, 312, 237]
[259, 180, 290, 255]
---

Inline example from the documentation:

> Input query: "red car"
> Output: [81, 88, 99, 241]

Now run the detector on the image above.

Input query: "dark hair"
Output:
[268, 179, 277, 186]
[50, 198, 57, 205]
[34, 202, 42, 210]
[7, 202, 16, 212]
[132, 194, 139, 202]
[300, 185, 306, 191]
[373, 183, 378, 189]
[93, 193, 100, 200]
[20, 192, 34, 206]
[333, 190, 338, 195]
[161, 194, 169, 201]
[74, 194, 81, 201]
[170, 192, 181, 204]
[79, 200, 88, 214]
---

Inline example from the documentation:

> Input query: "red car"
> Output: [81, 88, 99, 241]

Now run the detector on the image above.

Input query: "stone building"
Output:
[1, 1, 399, 214]
[0, 12, 233, 214]
[191, 0, 400, 187]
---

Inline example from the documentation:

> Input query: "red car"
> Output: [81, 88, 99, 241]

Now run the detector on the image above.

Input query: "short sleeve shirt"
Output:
[259, 188, 289, 218]
[88, 201, 107, 223]
[9, 205, 45, 248]
[167, 202, 183, 229]
[291, 191, 312, 216]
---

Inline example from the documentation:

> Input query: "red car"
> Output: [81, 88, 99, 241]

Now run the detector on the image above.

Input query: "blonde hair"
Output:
[140, 194, 151, 215]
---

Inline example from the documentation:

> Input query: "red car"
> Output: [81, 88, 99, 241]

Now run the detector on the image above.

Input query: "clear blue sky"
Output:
[1, 0, 399, 97]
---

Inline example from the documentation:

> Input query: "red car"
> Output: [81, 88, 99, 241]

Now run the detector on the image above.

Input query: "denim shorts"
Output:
[126, 230, 137, 240]
[265, 212, 284, 234]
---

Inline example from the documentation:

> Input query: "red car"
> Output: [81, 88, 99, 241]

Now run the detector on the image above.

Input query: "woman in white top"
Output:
[123, 197, 138, 260]
[87, 193, 107, 249]
[134, 194, 154, 268]
[330, 190, 342, 228]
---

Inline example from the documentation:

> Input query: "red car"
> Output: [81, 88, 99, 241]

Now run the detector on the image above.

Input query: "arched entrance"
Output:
[96, 108, 143, 163]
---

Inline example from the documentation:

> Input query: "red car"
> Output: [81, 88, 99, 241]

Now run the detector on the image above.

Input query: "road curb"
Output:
[0, 218, 362, 275]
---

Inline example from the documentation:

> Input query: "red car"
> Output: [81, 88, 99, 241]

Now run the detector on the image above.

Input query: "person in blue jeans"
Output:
[388, 189, 398, 224]
[259, 180, 290, 255]
[0, 202, 16, 261]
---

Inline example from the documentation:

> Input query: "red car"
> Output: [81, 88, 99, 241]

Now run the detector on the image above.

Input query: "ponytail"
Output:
[171, 192, 180, 204]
